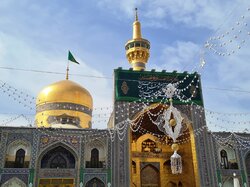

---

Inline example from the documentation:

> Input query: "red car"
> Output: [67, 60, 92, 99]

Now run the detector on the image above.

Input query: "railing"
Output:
[39, 168, 76, 178]
[85, 161, 105, 168]
[1, 167, 30, 174]
[220, 162, 239, 170]
[220, 169, 241, 176]
[132, 151, 170, 158]
[4, 161, 29, 168]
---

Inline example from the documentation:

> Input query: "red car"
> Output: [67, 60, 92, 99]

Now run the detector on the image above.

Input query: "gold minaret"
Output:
[125, 8, 150, 71]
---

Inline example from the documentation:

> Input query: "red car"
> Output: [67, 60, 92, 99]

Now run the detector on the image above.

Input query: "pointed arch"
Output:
[220, 149, 229, 169]
[37, 141, 78, 169]
[245, 151, 250, 185]
[89, 148, 100, 168]
[167, 181, 177, 187]
[141, 164, 160, 187]
[85, 177, 105, 187]
[136, 133, 157, 152]
[2, 177, 26, 187]
[86, 139, 106, 168]
[15, 148, 25, 168]
[86, 139, 106, 160]
[130, 103, 199, 187]
[222, 177, 234, 187]
[5, 139, 31, 168]
[218, 146, 238, 169]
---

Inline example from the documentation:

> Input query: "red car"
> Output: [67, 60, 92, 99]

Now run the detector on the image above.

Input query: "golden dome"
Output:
[35, 80, 93, 129]
[36, 80, 92, 108]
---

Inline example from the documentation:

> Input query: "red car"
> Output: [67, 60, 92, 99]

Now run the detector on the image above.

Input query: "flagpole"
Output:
[67, 50, 80, 80]
[66, 50, 71, 80]
[66, 59, 69, 80]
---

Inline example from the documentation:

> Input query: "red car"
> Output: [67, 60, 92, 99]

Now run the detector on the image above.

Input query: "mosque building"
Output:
[0, 9, 249, 187]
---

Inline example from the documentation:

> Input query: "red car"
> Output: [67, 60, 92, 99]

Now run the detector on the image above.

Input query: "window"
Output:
[132, 161, 136, 174]
[50, 155, 67, 168]
[129, 43, 135, 48]
[15, 149, 25, 168]
[135, 42, 140, 47]
[220, 149, 229, 169]
[90, 148, 99, 168]
[142, 139, 156, 152]
[86, 148, 104, 168]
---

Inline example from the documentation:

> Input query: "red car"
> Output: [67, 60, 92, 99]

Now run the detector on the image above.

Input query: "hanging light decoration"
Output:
[157, 83, 184, 174]
[170, 143, 182, 174]
[166, 99, 183, 174]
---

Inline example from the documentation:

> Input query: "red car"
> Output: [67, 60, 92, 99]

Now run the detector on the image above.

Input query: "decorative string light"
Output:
[205, 7, 250, 56]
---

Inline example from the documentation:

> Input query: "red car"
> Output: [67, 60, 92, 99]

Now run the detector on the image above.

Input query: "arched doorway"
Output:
[141, 164, 160, 187]
[246, 153, 250, 185]
[85, 177, 105, 187]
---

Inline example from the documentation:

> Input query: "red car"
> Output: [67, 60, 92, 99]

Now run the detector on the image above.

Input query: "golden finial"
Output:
[135, 8, 138, 21]
[133, 8, 141, 39]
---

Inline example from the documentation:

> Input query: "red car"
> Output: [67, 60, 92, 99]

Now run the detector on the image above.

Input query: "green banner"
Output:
[114, 69, 203, 105]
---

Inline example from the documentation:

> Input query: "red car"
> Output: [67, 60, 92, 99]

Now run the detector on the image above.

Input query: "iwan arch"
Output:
[0, 8, 249, 187]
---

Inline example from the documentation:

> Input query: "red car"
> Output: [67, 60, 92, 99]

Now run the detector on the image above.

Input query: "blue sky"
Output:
[0, 0, 250, 130]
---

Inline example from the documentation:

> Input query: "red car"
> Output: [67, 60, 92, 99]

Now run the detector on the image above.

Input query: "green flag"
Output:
[68, 51, 79, 64]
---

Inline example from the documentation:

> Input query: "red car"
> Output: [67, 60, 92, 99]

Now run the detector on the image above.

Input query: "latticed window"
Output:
[50, 155, 67, 168]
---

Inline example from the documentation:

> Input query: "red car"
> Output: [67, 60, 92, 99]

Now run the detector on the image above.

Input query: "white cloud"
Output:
[0, 31, 113, 129]
[96, 0, 249, 30]
[96, 0, 139, 18]
[156, 41, 201, 71]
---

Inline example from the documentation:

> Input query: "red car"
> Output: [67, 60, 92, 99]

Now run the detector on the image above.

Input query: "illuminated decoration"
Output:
[149, 84, 184, 142]
[156, 100, 183, 142]
[155, 84, 183, 174]
[1, 7, 250, 187]
[171, 143, 182, 174]
[204, 7, 250, 57]
[0, 80, 35, 110]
